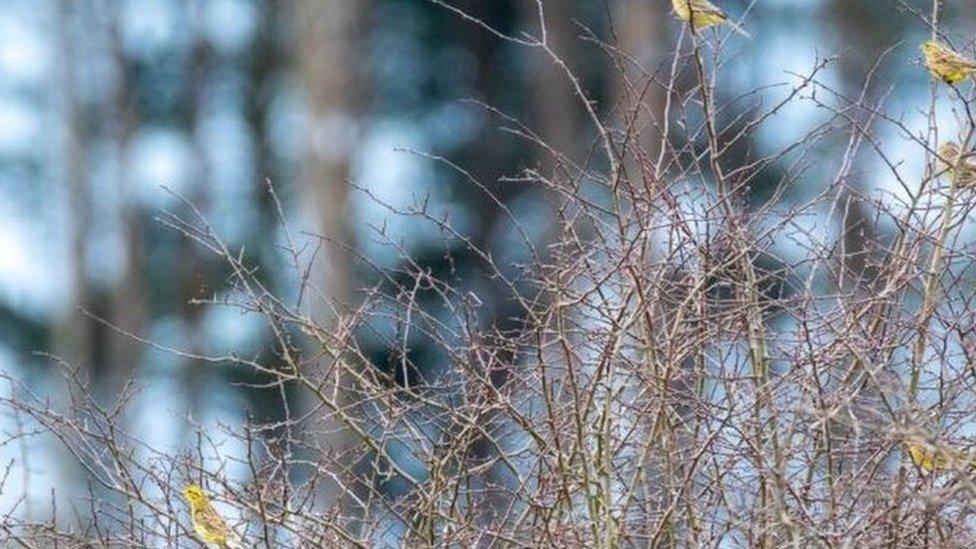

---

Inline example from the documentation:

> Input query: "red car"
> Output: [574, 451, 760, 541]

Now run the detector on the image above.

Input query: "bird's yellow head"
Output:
[920, 40, 942, 56]
[183, 484, 207, 506]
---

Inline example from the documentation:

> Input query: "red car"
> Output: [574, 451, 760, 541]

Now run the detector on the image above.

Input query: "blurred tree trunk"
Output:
[828, 0, 885, 290]
[293, 0, 366, 520]
[295, 0, 363, 305]
[247, 0, 286, 238]
[52, 0, 96, 519]
[517, 0, 584, 270]
[54, 0, 95, 372]
[611, 0, 676, 541]
[177, 0, 215, 413]
[453, 0, 521, 387]
[825, 0, 889, 533]
[438, 1, 524, 529]
[104, 2, 147, 397]
[614, 0, 668, 174]
[519, 0, 581, 170]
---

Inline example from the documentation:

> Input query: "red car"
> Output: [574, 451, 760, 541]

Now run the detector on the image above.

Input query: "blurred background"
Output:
[0, 0, 974, 520]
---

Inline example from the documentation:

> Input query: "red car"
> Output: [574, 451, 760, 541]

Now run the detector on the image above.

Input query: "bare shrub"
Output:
[4, 1, 976, 547]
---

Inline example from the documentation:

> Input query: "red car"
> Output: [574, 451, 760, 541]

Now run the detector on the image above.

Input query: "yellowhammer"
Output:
[904, 435, 972, 473]
[938, 141, 976, 188]
[671, 0, 750, 37]
[921, 40, 976, 85]
[183, 484, 239, 548]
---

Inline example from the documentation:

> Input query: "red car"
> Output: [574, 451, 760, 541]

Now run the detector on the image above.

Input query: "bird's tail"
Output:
[222, 535, 242, 549]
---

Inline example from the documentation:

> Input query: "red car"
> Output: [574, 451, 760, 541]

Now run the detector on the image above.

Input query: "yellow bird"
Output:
[920, 40, 976, 85]
[671, 0, 750, 37]
[938, 141, 976, 188]
[904, 435, 971, 473]
[183, 484, 239, 548]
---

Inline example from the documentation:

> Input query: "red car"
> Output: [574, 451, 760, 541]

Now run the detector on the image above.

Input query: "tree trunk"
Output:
[51, 0, 96, 521]
[104, 1, 147, 398]
[293, 0, 367, 521]
[519, 0, 582, 169]
[54, 0, 94, 373]
[177, 0, 215, 415]
[612, 0, 675, 541]
[295, 0, 364, 306]
[828, 0, 883, 290]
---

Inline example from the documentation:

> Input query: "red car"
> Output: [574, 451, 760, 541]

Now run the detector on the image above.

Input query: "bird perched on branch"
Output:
[671, 0, 750, 38]
[904, 434, 973, 473]
[938, 141, 976, 188]
[921, 40, 976, 85]
[183, 484, 239, 548]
